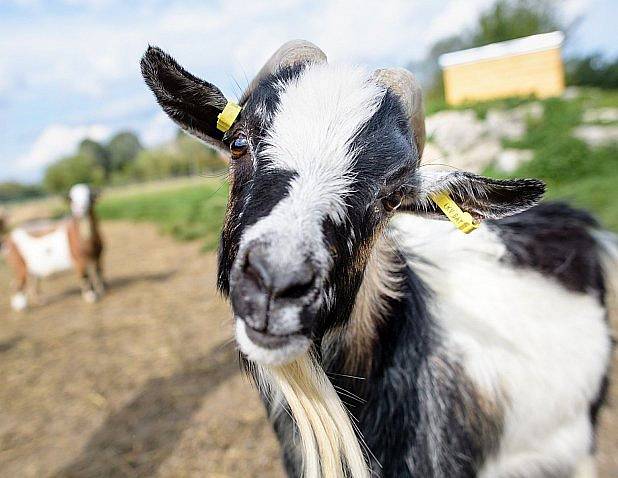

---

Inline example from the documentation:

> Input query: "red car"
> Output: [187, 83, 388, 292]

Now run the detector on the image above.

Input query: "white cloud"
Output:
[425, 0, 495, 44]
[16, 124, 112, 173]
[1, 0, 614, 182]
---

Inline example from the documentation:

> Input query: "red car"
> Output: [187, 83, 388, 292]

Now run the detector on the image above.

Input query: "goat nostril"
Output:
[244, 249, 271, 291]
[275, 274, 316, 300]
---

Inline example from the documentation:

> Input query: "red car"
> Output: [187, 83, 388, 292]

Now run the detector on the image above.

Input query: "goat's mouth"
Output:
[235, 319, 311, 366]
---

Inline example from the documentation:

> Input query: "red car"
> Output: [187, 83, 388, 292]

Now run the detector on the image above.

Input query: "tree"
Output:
[43, 155, 105, 194]
[471, 0, 561, 47]
[0, 182, 44, 203]
[78, 139, 111, 176]
[106, 131, 143, 172]
[566, 55, 618, 89]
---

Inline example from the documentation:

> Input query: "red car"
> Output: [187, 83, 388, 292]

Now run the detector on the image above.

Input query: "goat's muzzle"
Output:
[230, 241, 320, 363]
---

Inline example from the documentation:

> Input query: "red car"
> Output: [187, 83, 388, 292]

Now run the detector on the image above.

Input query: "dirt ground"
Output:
[0, 221, 616, 477]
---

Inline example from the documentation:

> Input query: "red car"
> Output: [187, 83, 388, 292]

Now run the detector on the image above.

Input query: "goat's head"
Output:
[68, 183, 97, 218]
[141, 41, 545, 366]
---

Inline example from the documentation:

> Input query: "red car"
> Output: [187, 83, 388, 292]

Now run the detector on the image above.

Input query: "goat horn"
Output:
[373, 68, 425, 158]
[242, 40, 327, 103]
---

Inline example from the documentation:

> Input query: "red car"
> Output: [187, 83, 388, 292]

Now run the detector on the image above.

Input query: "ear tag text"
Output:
[431, 193, 480, 234]
[216, 101, 242, 132]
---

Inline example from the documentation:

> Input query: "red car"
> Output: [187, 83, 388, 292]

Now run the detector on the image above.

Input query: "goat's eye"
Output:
[230, 136, 248, 159]
[382, 189, 405, 212]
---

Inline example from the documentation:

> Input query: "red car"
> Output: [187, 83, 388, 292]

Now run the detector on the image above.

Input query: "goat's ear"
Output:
[140, 46, 229, 151]
[401, 170, 545, 221]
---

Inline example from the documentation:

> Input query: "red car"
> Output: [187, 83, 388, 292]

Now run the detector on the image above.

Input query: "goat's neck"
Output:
[323, 231, 405, 375]
[72, 210, 100, 243]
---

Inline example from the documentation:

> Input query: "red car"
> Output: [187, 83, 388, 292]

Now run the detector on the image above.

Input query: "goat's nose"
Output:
[245, 246, 316, 299]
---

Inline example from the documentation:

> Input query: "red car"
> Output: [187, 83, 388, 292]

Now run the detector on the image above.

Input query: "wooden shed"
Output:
[439, 31, 565, 105]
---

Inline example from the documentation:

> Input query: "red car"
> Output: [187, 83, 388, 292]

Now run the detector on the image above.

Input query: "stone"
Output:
[582, 108, 618, 124]
[426, 110, 486, 154]
[496, 149, 534, 173]
[573, 125, 618, 148]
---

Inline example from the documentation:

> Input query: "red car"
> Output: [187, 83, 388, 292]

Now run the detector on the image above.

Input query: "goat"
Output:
[142, 41, 615, 478]
[4, 184, 105, 311]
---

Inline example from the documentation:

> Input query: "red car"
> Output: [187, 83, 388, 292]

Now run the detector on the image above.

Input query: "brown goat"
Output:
[3, 184, 104, 311]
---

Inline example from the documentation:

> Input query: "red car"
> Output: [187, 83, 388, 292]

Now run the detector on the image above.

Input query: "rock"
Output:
[485, 102, 543, 141]
[456, 138, 503, 172]
[582, 108, 618, 124]
[563, 87, 582, 100]
[426, 110, 486, 154]
[485, 110, 526, 140]
[573, 125, 618, 148]
[512, 102, 544, 121]
[496, 149, 534, 173]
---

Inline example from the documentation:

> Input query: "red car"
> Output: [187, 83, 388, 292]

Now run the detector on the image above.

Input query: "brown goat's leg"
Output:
[93, 257, 105, 296]
[6, 239, 29, 311]
[75, 261, 97, 304]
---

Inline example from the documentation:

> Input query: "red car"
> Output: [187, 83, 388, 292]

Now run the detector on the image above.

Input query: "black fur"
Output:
[266, 258, 503, 477]
[401, 172, 546, 221]
[492, 202, 605, 299]
[140, 46, 228, 145]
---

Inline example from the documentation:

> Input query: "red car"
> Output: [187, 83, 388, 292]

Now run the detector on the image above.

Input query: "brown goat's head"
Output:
[141, 41, 544, 365]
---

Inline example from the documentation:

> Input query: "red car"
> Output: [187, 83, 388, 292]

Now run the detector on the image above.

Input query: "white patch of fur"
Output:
[11, 292, 28, 311]
[69, 183, 91, 218]
[235, 65, 386, 342]
[391, 214, 612, 477]
[236, 319, 310, 366]
[256, 355, 369, 478]
[11, 226, 73, 277]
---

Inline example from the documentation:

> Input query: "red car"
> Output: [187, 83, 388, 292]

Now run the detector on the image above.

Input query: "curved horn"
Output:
[373, 68, 425, 158]
[242, 40, 327, 103]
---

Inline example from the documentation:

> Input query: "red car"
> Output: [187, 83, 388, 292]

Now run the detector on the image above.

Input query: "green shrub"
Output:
[483, 92, 618, 232]
[43, 154, 105, 194]
[97, 181, 229, 251]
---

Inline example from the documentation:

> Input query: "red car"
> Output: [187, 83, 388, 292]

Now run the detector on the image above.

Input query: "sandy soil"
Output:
[0, 222, 284, 478]
[0, 221, 616, 477]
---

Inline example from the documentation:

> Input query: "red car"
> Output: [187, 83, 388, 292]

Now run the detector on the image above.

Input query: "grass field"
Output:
[97, 178, 229, 251]
[482, 89, 618, 231]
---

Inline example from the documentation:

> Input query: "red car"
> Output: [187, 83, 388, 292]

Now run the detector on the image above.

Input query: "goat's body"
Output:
[10, 223, 74, 277]
[4, 212, 104, 310]
[263, 203, 612, 478]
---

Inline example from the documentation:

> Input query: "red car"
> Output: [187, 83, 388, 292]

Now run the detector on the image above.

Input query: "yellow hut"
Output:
[439, 31, 565, 105]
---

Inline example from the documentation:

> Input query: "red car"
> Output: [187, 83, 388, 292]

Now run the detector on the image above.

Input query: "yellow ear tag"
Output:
[216, 101, 242, 132]
[430, 193, 480, 234]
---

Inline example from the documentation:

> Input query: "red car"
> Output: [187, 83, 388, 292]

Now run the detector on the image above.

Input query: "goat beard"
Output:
[255, 353, 370, 478]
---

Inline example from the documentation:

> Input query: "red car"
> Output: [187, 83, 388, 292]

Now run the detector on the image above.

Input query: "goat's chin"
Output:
[235, 319, 310, 366]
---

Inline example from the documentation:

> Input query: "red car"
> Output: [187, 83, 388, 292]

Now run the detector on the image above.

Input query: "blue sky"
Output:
[1, 0, 616, 183]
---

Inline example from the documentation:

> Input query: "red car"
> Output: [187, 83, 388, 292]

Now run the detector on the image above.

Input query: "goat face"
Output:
[69, 184, 95, 218]
[141, 41, 545, 366]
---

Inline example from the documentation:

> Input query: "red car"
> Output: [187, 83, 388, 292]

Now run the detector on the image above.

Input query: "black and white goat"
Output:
[142, 41, 615, 478]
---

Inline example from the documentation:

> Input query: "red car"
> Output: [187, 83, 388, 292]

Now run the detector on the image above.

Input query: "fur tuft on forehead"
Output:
[264, 63, 386, 172]
[257, 63, 386, 225]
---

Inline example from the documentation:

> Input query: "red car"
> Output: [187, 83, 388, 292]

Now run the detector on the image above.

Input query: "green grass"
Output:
[483, 91, 618, 231]
[425, 94, 537, 119]
[96, 180, 229, 251]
